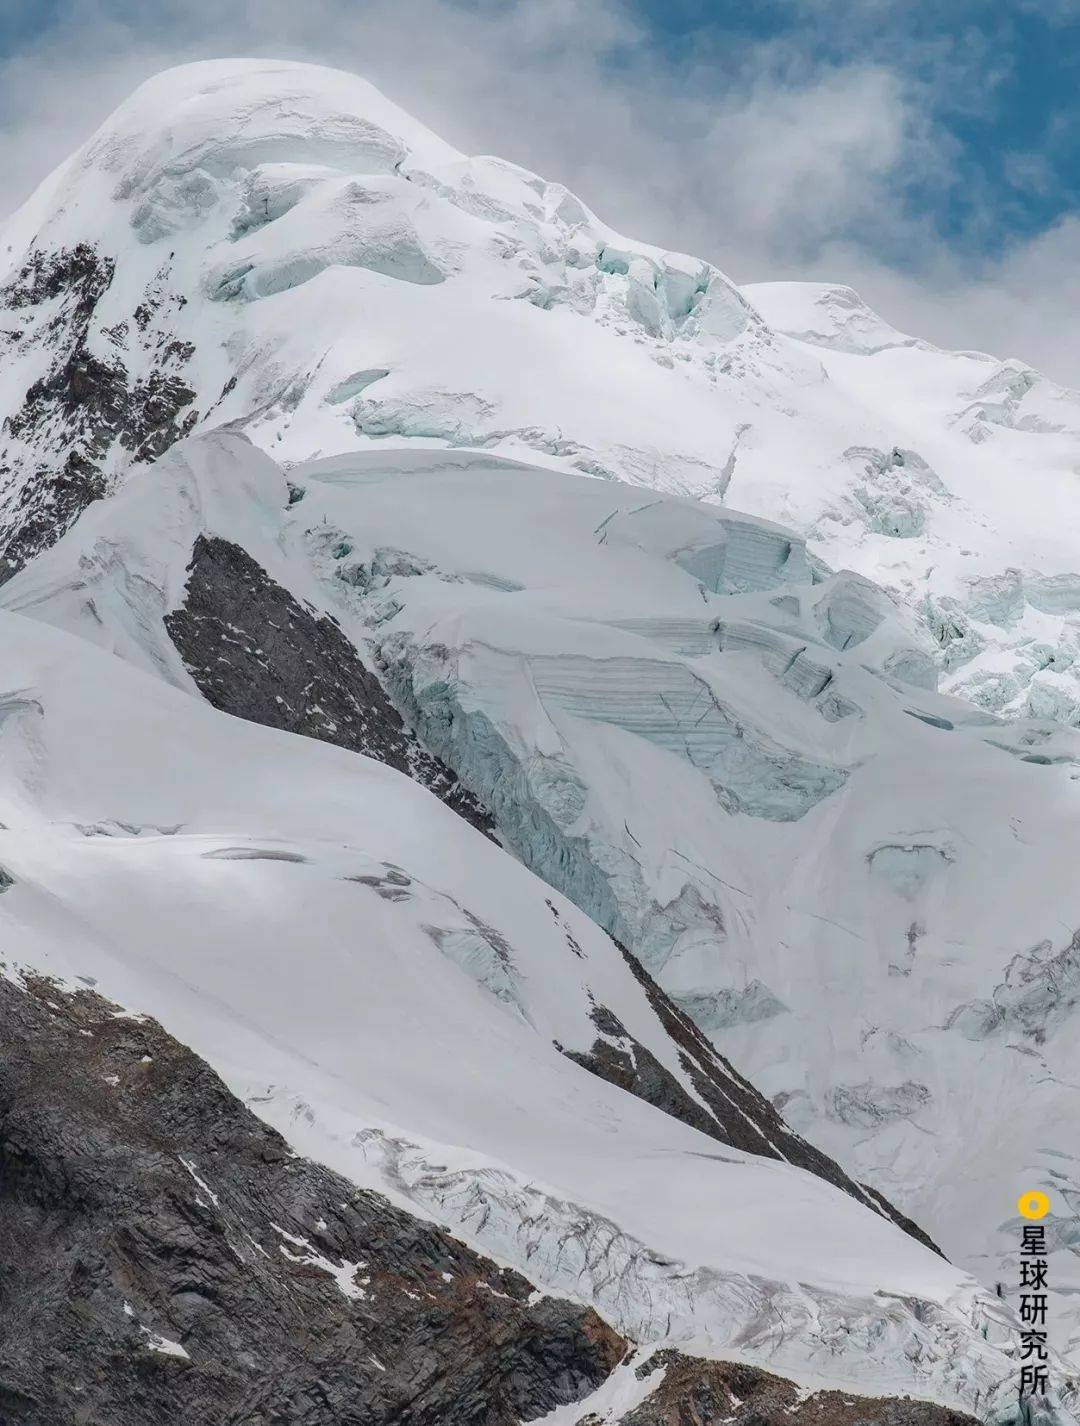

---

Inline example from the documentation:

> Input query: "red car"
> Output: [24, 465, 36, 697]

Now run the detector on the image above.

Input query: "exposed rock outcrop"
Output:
[584, 940, 944, 1257]
[164, 534, 492, 833]
[617, 1350, 979, 1426]
[0, 974, 979, 1426]
[0, 973, 622, 1425]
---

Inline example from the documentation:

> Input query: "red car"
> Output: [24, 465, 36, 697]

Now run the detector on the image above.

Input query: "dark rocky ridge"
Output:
[617, 1350, 979, 1426]
[0, 244, 198, 582]
[594, 939, 945, 1257]
[0, 974, 979, 1426]
[163, 534, 492, 833]
[0, 972, 623, 1426]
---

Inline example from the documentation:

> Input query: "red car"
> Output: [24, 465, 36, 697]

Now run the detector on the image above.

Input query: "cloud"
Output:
[1, 0, 1078, 384]
[698, 66, 923, 261]
[0, 0, 939, 268]
[820, 217, 1080, 382]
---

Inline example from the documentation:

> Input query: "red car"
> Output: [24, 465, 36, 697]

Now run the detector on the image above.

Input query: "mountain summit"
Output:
[5, 60, 1080, 725]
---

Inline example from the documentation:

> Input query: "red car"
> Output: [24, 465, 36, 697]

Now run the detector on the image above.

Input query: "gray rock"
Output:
[164, 534, 492, 834]
[0, 973, 624, 1425]
[621, 1348, 979, 1425]
[0, 244, 198, 582]
[0, 974, 965, 1426]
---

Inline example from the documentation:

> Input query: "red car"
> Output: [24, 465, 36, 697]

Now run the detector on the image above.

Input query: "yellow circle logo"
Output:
[1018, 1191, 1051, 1220]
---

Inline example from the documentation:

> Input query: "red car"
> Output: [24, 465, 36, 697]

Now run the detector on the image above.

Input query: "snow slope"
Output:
[4, 60, 1080, 729]
[0, 591, 1030, 1415]
[281, 444, 1080, 1367]
[6, 59, 1078, 730]
[741, 281, 1080, 726]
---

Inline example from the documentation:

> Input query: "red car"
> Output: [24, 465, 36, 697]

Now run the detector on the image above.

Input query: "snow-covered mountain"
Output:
[1, 56, 1078, 1424]
[4, 60, 1080, 726]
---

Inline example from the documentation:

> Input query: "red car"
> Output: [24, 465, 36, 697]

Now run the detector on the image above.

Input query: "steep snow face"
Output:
[743, 282, 1080, 727]
[0, 596, 1032, 1415]
[0, 57, 769, 581]
[275, 447, 1080, 1367]
[4, 59, 1080, 725]
[10, 431, 1080, 1409]
[744, 283, 923, 357]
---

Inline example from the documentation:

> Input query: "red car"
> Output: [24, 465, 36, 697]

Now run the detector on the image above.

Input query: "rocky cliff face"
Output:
[595, 940, 944, 1256]
[605, 1352, 980, 1426]
[0, 972, 623, 1426]
[0, 972, 977, 1426]
[0, 244, 198, 581]
[164, 532, 492, 833]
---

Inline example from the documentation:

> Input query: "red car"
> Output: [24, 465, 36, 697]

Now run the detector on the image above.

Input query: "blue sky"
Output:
[647, 0, 1080, 255]
[1, 0, 1078, 379]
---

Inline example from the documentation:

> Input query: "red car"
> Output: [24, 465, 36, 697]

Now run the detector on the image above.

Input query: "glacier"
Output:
[2, 60, 1080, 730]
[10, 426, 1080, 1418]
[0, 582, 1034, 1418]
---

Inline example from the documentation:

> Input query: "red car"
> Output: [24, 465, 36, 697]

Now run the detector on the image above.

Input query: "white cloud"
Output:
[1, 0, 1078, 384]
[823, 217, 1080, 382]
[699, 66, 918, 259]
